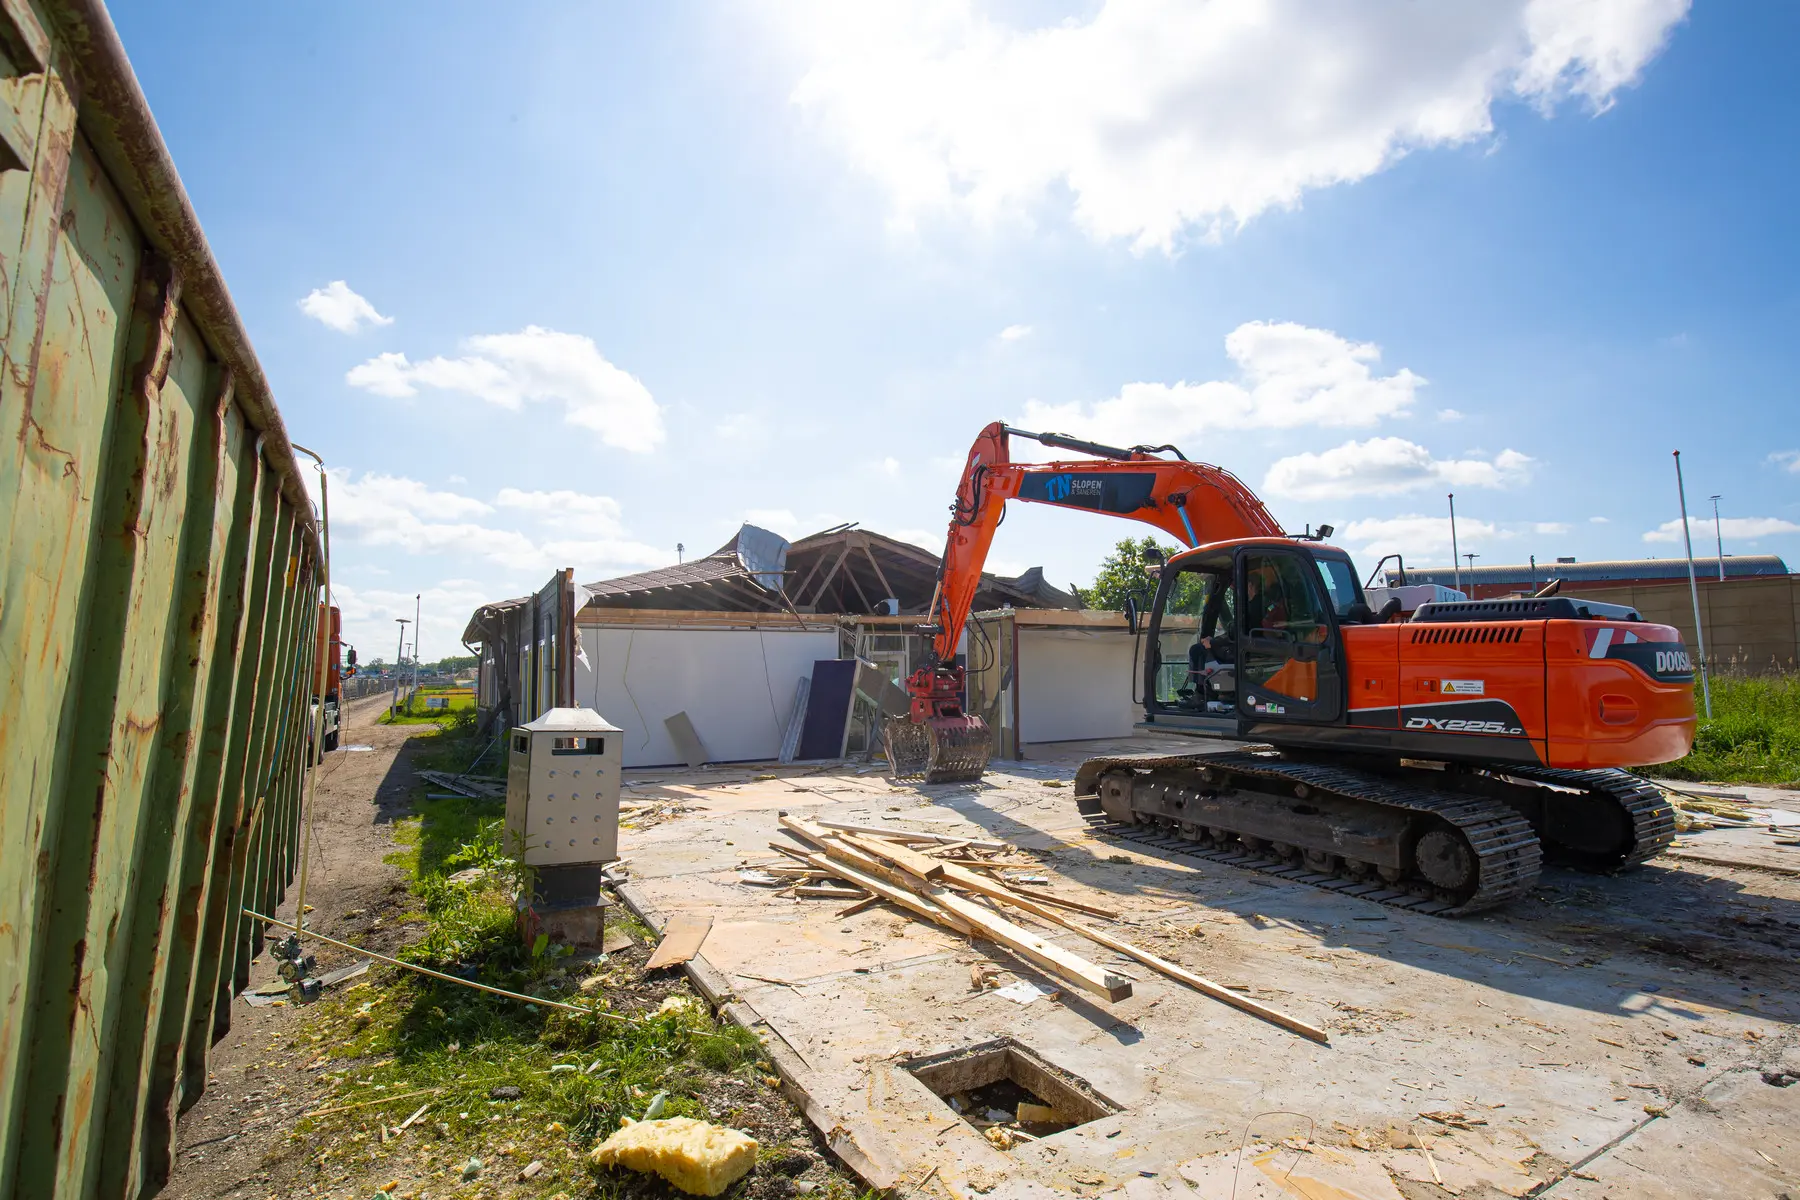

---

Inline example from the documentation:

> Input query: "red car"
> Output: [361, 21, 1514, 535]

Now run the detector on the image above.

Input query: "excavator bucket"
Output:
[884, 715, 992, 783]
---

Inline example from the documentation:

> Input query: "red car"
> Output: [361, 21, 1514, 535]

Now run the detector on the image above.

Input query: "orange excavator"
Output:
[890, 423, 1696, 913]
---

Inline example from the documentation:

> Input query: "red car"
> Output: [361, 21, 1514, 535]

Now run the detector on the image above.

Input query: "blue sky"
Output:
[117, 1, 1798, 661]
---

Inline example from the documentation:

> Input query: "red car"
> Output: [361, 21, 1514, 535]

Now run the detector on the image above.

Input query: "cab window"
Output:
[1151, 564, 1232, 711]
[1312, 555, 1363, 619]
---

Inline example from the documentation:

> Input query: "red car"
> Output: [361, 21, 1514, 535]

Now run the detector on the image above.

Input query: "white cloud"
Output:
[1589, 516, 1610, 524]
[715, 412, 769, 444]
[999, 323, 1033, 341]
[310, 471, 665, 575]
[1437, 408, 1465, 422]
[1643, 516, 1800, 544]
[495, 488, 627, 530]
[327, 472, 494, 523]
[1021, 321, 1422, 449]
[1534, 521, 1571, 535]
[1770, 450, 1800, 475]
[332, 577, 494, 664]
[1262, 437, 1532, 501]
[1342, 513, 1505, 562]
[773, 0, 1687, 251]
[743, 509, 852, 540]
[347, 326, 664, 453]
[299, 280, 393, 334]
[876, 456, 902, 477]
[893, 527, 946, 553]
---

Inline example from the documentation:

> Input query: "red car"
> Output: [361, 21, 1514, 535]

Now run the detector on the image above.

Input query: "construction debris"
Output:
[644, 914, 714, 970]
[590, 1117, 759, 1196]
[416, 770, 505, 799]
[771, 812, 1328, 1041]
[810, 818, 1013, 852]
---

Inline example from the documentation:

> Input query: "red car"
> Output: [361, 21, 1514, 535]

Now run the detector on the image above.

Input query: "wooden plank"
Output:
[923, 888, 1132, 1003]
[837, 831, 950, 882]
[644, 913, 714, 970]
[840, 832, 1119, 919]
[783, 818, 1129, 1003]
[813, 818, 1011, 852]
[995, 883, 1120, 921]
[790, 849, 975, 936]
[828, 824, 1319, 1035]
[780, 818, 976, 933]
[1019, 907, 1328, 1044]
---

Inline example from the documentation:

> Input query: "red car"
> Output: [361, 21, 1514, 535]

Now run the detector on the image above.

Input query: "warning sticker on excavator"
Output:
[1440, 679, 1485, 695]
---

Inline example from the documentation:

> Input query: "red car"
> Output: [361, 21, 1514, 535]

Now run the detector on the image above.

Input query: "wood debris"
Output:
[772, 813, 1328, 1042]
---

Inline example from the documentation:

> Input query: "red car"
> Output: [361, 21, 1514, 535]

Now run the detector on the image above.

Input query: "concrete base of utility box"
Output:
[517, 863, 616, 950]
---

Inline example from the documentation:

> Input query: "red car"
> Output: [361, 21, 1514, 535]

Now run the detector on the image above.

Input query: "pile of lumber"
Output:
[745, 820, 1047, 905]
[772, 813, 1328, 1044]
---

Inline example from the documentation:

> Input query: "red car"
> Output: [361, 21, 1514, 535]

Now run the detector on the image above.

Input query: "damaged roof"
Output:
[576, 523, 1080, 615]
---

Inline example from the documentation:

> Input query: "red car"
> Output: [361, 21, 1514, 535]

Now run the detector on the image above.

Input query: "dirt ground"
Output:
[163, 696, 857, 1200]
[163, 693, 431, 1199]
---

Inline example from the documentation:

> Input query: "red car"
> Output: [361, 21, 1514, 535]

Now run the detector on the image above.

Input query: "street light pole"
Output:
[413, 592, 422, 694]
[394, 617, 410, 713]
[1674, 451, 1712, 718]
[1448, 493, 1461, 594]
[1709, 494, 1724, 583]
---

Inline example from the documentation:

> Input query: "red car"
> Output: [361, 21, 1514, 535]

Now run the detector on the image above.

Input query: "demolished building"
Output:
[463, 523, 1136, 768]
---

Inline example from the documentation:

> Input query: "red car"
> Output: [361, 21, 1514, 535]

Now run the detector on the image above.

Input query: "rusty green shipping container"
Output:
[0, 1, 326, 1196]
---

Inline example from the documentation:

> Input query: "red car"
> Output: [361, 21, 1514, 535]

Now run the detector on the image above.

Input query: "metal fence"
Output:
[0, 2, 325, 1196]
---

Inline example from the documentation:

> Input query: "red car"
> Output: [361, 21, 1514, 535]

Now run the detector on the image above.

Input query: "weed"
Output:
[1648, 672, 1800, 786]
[379, 688, 477, 727]
[289, 740, 827, 1199]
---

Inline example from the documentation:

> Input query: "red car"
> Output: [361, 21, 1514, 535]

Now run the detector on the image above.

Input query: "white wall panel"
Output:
[580, 625, 840, 767]
[1017, 628, 1138, 745]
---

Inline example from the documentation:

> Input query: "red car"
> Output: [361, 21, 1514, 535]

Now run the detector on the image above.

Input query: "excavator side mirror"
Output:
[1123, 596, 1140, 635]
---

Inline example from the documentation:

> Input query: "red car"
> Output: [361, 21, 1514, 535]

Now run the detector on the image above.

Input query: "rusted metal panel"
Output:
[140, 384, 256, 1192]
[0, 2, 325, 1196]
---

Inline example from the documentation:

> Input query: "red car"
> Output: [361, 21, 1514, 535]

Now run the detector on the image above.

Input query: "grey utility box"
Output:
[506, 707, 623, 868]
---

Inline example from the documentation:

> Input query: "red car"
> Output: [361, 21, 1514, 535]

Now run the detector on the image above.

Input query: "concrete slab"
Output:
[613, 742, 1800, 1200]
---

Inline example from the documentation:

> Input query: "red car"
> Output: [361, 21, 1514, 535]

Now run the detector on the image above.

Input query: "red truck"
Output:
[312, 605, 357, 755]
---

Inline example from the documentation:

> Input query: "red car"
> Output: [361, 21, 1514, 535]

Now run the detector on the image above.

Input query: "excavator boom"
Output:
[891, 422, 1282, 780]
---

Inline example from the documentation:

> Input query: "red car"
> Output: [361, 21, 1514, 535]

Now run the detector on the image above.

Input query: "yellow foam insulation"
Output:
[589, 1116, 760, 1196]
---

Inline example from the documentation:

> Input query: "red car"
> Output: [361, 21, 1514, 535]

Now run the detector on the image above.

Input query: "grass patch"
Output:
[1647, 672, 1800, 786]
[383, 724, 507, 880]
[381, 691, 480, 727]
[283, 724, 849, 1198]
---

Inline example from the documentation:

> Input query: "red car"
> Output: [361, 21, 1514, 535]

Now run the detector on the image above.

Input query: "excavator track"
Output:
[1075, 751, 1543, 916]
[1485, 765, 1676, 870]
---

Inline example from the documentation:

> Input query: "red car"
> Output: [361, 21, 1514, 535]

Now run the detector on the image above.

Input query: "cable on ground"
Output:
[244, 908, 638, 1023]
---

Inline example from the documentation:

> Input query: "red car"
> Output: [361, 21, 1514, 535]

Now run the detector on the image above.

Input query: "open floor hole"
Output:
[903, 1038, 1119, 1150]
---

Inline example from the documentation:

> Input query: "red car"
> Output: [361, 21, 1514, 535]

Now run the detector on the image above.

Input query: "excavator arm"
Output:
[888, 422, 1284, 780]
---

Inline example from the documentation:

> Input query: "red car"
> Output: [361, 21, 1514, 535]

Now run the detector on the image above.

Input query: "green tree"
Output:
[1077, 536, 1199, 611]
